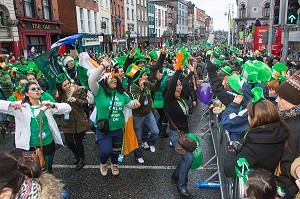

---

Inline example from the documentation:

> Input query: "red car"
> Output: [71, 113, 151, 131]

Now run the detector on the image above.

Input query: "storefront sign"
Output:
[82, 37, 100, 46]
[113, 39, 126, 43]
[22, 21, 59, 30]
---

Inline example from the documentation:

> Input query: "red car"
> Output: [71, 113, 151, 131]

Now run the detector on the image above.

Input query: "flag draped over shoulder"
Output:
[122, 107, 138, 156]
[33, 46, 60, 94]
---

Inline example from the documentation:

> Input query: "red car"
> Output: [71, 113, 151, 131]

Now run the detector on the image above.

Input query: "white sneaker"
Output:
[136, 157, 145, 164]
[150, 146, 155, 152]
[170, 141, 173, 146]
[142, 142, 150, 149]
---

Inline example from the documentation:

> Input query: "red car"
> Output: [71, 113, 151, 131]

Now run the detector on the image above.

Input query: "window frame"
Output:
[42, 0, 52, 20]
[23, 0, 36, 18]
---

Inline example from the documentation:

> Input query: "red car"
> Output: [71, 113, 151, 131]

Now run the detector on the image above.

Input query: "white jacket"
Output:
[0, 100, 71, 150]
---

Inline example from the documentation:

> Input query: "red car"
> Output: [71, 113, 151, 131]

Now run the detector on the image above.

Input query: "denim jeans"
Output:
[96, 128, 123, 164]
[133, 111, 159, 158]
[168, 128, 193, 190]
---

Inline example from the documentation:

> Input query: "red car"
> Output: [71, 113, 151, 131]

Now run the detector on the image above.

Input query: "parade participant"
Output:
[127, 62, 162, 163]
[115, 66, 128, 90]
[56, 73, 88, 170]
[0, 151, 65, 199]
[26, 72, 55, 103]
[0, 65, 13, 99]
[164, 62, 194, 197]
[0, 82, 71, 172]
[276, 71, 300, 197]
[62, 56, 79, 85]
[88, 57, 140, 176]
[224, 88, 289, 177]
[8, 77, 28, 102]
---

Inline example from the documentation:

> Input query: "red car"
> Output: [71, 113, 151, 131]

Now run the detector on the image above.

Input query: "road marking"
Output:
[53, 164, 217, 170]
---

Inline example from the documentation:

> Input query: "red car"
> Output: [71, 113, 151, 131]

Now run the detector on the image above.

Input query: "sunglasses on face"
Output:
[30, 87, 41, 91]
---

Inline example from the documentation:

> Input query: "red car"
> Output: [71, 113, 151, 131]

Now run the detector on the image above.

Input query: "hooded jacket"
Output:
[224, 122, 288, 177]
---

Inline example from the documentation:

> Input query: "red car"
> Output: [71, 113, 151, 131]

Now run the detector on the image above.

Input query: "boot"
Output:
[111, 164, 119, 176]
[100, 163, 108, 176]
[75, 158, 85, 170]
[44, 155, 54, 173]
[73, 156, 79, 165]
[159, 123, 168, 138]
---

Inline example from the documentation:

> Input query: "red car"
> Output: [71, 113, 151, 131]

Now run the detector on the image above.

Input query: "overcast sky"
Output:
[194, 0, 237, 31]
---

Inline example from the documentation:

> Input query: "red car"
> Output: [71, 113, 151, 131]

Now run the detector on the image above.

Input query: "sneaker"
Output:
[136, 157, 144, 164]
[170, 141, 174, 147]
[111, 164, 119, 176]
[99, 163, 108, 176]
[142, 142, 150, 149]
[150, 146, 155, 152]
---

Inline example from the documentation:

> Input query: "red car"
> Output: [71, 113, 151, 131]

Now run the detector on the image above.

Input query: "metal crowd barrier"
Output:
[198, 110, 244, 199]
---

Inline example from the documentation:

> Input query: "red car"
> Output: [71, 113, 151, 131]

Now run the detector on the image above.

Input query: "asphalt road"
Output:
[0, 104, 221, 199]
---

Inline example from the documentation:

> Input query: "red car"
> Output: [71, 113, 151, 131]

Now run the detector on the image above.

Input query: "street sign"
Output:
[288, 12, 298, 24]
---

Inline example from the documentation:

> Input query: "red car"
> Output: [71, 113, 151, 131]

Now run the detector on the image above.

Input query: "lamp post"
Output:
[224, 4, 234, 46]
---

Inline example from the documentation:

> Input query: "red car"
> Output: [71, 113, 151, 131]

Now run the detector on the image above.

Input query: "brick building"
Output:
[0, 0, 19, 55]
[14, 0, 61, 57]
[111, 0, 126, 51]
[136, 0, 148, 48]
[58, 0, 101, 52]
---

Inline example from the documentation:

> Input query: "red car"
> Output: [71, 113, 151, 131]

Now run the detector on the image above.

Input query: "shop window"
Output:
[42, 0, 52, 20]
[26, 36, 45, 54]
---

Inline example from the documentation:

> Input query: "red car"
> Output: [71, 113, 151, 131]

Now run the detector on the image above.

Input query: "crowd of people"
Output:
[0, 37, 300, 198]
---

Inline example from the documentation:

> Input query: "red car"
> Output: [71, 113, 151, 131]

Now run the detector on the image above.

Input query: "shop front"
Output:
[78, 34, 103, 53]
[18, 17, 61, 57]
[138, 37, 149, 50]
[112, 38, 127, 52]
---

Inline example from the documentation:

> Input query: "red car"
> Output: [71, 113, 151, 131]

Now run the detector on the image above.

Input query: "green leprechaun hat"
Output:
[236, 57, 244, 66]
[126, 63, 150, 82]
[252, 61, 272, 84]
[241, 60, 260, 84]
[149, 49, 159, 60]
[251, 87, 266, 103]
[212, 59, 222, 67]
[227, 74, 244, 95]
[271, 62, 288, 82]
[220, 66, 232, 75]
[133, 49, 147, 65]
[55, 73, 67, 84]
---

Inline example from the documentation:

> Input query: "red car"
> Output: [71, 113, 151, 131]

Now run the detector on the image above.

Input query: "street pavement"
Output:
[0, 103, 221, 199]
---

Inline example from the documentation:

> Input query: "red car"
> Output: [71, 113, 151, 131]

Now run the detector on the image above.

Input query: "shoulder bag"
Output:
[22, 110, 46, 169]
[96, 92, 116, 134]
[164, 110, 197, 153]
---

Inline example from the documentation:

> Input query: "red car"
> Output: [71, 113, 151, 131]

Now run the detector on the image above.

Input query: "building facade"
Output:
[0, 0, 19, 55]
[136, 0, 148, 48]
[58, 0, 101, 52]
[148, 2, 155, 47]
[125, 0, 138, 48]
[187, 1, 195, 35]
[154, 4, 167, 37]
[194, 7, 200, 37]
[199, 9, 206, 36]
[15, 0, 61, 57]
[99, 0, 112, 53]
[175, 0, 188, 34]
[111, 0, 126, 51]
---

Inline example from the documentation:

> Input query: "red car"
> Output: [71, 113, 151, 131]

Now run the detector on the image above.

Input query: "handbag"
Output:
[70, 105, 92, 132]
[165, 110, 197, 153]
[22, 110, 45, 169]
[96, 92, 116, 134]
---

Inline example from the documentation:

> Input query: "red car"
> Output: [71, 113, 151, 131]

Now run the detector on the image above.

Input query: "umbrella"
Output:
[0, 48, 8, 52]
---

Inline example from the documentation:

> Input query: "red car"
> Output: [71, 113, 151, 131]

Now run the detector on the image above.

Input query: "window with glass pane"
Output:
[94, 12, 97, 32]
[24, 0, 34, 17]
[88, 10, 91, 32]
[127, 8, 129, 19]
[132, 9, 134, 20]
[43, 0, 51, 20]
[263, 3, 270, 17]
[80, 8, 84, 32]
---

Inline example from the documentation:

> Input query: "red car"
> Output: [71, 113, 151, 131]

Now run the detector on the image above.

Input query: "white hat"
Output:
[63, 56, 74, 66]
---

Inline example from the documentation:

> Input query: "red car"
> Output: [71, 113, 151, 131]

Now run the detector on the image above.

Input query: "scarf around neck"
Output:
[14, 176, 41, 199]
[279, 105, 300, 120]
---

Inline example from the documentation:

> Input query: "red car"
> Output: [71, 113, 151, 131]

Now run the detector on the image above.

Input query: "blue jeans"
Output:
[133, 111, 159, 158]
[96, 128, 123, 164]
[168, 129, 193, 190]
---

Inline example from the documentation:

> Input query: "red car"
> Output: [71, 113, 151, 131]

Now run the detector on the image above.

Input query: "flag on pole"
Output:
[32, 46, 61, 94]
[51, 33, 83, 49]
[228, 10, 233, 29]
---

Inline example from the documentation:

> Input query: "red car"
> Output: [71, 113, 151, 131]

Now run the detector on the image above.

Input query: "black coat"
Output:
[277, 114, 300, 196]
[224, 122, 288, 177]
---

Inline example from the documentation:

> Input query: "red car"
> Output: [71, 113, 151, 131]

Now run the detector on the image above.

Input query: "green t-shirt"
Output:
[122, 78, 128, 90]
[152, 72, 170, 109]
[94, 86, 132, 131]
[29, 106, 53, 147]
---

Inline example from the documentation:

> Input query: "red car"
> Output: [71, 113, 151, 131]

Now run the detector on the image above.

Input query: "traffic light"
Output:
[287, 0, 300, 24]
[274, 0, 280, 25]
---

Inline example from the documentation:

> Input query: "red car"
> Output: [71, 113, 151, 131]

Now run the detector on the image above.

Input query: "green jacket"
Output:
[0, 71, 13, 98]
